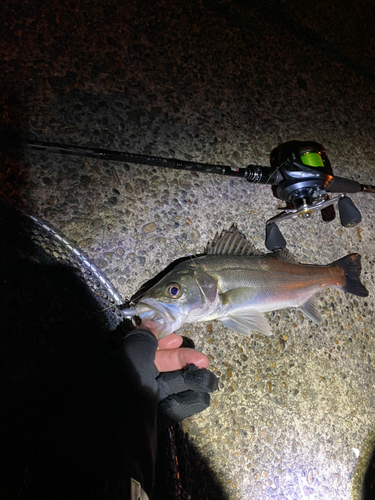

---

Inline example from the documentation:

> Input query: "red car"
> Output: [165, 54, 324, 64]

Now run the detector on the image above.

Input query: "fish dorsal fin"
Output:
[272, 248, 299, 263]
[205, 223, 259, 256]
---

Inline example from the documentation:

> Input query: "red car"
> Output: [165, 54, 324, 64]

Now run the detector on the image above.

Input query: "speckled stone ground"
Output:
[2, 0, 375, 498]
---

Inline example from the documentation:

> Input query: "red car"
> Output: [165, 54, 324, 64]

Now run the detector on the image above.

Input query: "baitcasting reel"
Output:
[19, 138, 375, 250]
[262, 141, 368, 250]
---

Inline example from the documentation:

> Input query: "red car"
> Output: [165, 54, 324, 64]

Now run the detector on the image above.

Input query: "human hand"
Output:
[124, 320, 219, 424]
[104, 321, 219, 498]
[140, 320, 209, 372]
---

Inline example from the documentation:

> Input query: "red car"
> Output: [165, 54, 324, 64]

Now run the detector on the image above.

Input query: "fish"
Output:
[130, 224, 368, 338]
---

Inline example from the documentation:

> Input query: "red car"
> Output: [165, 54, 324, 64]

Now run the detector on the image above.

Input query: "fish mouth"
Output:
[135, 298, 184, 337]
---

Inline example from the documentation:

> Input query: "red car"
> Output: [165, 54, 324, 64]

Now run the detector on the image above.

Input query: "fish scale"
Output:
[132, 225, 368, 338]
[195, 255, 343, 292]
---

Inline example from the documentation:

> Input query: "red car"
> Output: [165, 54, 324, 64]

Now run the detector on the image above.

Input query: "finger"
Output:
[137, 324, 183, 350]
[158, 333, 183, 350]
[154, 347, 209, 373]
[137, 321, 158, 339]
[159, 391, 211, 424]
[157, 365, 219, 400]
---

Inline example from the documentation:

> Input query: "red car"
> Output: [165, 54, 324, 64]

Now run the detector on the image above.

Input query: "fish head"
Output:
[135, 261, 218, 338]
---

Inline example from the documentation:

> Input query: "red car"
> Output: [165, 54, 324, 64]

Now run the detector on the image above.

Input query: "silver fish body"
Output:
[134, 226, 368, 338]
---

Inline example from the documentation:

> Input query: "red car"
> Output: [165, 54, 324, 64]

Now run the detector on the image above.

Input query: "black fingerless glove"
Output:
[105, 328, 218, 499]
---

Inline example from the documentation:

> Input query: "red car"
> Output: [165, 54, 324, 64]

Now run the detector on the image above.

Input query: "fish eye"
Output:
[166, 283, 181, 299]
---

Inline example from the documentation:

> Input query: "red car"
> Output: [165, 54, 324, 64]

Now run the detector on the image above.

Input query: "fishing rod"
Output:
[20, 138, 375, 250]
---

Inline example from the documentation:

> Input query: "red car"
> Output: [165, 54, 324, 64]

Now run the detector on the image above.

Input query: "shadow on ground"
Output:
[0, 205, 227, 500]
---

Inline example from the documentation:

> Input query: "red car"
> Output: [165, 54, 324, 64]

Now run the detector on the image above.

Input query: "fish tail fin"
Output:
[333, 253, 369, 297]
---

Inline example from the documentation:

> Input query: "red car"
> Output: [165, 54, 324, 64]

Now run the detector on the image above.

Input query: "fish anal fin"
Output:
[218, 309, 272, 336]
[298, 297, 322, 324]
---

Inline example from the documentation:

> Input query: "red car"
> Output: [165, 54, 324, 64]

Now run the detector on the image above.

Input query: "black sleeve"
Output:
[102, 328, 160, 499]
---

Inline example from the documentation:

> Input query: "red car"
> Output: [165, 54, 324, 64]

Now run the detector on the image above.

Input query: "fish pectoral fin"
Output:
[298, 297, 322, 324]
[218, 309, 272, 336]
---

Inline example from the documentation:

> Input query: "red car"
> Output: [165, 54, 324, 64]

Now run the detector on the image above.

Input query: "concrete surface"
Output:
[2, 0, 375, 498]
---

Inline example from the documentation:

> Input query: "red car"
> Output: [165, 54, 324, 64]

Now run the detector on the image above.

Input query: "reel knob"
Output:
[265, 223, 286, 251]
[338, 196, 362, 227]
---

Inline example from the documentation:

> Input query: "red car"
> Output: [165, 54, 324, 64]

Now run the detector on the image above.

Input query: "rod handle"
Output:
[327, 176, 361, 193]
